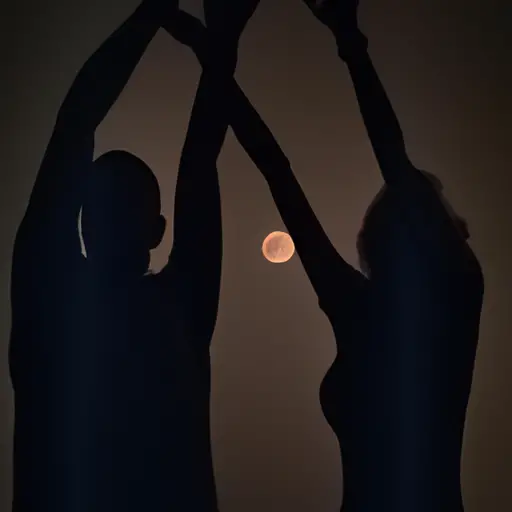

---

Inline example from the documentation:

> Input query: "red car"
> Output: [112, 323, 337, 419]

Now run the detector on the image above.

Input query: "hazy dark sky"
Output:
[1, 0, 511, 510]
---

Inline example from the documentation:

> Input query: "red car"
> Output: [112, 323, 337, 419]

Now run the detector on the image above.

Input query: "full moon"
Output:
[262, 231, 295, 263]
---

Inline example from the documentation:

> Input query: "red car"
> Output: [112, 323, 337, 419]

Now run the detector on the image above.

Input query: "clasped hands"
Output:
[143, 0, 367, 69]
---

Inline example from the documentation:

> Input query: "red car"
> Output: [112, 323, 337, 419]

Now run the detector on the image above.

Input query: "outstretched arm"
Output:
[14, 0, 176, 269]
[341, 37, 414, 184]
[162, 69, 231, 347]
[303, 0, 471, 261]
[227, 86, 366, 303]
[165, 12, 366, 309]
[303, 0, 414, 184]
[162, 1, 260, 347]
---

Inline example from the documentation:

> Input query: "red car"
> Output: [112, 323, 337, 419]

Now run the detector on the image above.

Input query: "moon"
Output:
[262, 231, 295, 263]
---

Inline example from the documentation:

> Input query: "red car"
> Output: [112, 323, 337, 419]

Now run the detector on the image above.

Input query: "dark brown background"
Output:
[1, 0, 510, 510]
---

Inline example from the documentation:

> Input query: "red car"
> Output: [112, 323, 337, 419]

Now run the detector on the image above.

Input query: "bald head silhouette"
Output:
[81, 150, 166, 277]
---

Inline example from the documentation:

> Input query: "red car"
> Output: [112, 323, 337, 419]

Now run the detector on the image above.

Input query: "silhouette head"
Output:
[81, 150, 166, 278]
[356, 171, 469, 277]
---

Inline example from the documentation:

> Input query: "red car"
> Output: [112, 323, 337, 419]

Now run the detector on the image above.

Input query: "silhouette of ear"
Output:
[148, 215, 166, 250]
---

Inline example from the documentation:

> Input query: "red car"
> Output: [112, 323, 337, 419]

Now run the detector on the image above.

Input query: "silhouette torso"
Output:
[318, 173, 484, 511]
[10, 254, 218, 511]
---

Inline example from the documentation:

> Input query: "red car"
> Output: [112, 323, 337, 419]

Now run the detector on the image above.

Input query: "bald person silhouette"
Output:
[9, 0, 260, 510]
[167, 1, 484, 511]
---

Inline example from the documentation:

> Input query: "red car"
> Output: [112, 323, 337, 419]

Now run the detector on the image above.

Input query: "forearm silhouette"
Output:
[164, 1, 260, 347]
[165, 67, 230, 348]
[301, 0, 415, 185]
[338, 36, 415, 183]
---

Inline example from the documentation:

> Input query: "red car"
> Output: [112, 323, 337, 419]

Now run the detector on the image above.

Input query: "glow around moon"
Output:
[262, 231, 295, 263]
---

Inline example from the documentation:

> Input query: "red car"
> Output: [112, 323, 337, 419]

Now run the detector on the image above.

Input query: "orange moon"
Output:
[262, 231, 295, 263]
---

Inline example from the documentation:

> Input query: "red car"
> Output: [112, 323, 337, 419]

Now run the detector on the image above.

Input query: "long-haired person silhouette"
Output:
[168, 1, 484, 510]
[8, 0, 260, 510]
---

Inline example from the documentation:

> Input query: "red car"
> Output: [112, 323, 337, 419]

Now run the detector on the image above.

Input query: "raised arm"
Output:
[227, 86, 365, 302]
[162, 1, 261, 346]
[302, 0, 473, 266]
[14, 0, 176, 269]
[165, 11, 365, 307]
[302, 0, 415, 185]
[341, 38, 414, 184]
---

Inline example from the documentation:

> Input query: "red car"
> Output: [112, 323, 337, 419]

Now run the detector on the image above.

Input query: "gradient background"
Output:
[1, 0, 511, 510]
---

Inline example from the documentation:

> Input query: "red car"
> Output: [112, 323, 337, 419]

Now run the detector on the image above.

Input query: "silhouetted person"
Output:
[303, 2, 484, 510]
[169, 1, 484, 510]
[8, 0, 259, 509]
